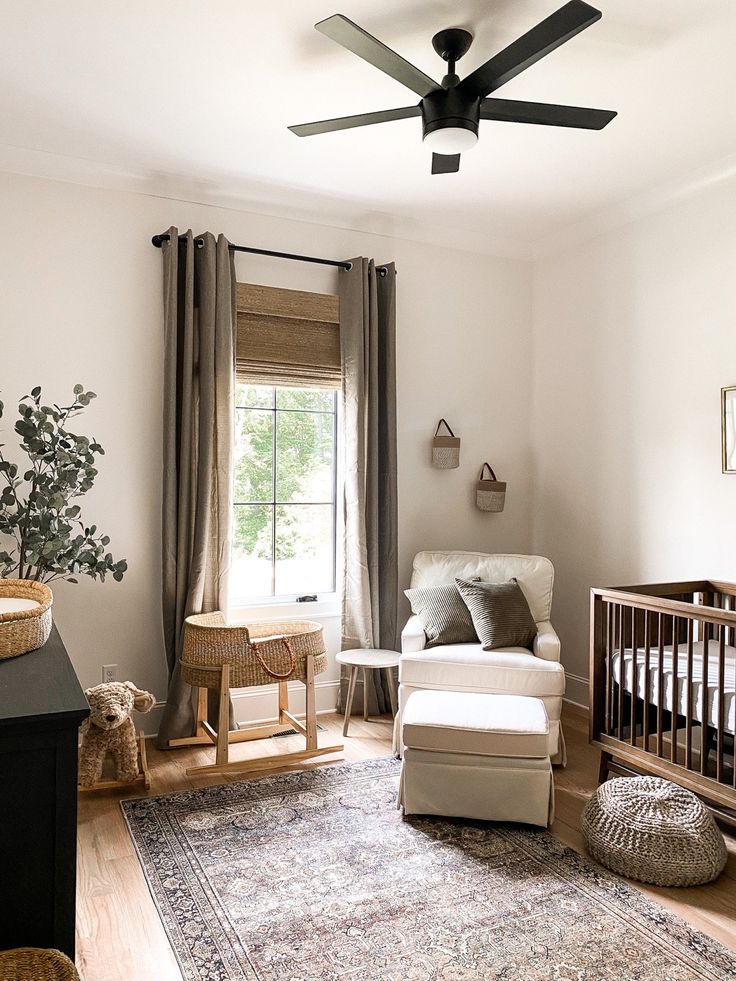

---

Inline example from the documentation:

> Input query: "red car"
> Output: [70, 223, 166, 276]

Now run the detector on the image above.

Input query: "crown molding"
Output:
[4, 139, 734, 265]
[533, 151, 736, 259]
[0, 141, 533, 262]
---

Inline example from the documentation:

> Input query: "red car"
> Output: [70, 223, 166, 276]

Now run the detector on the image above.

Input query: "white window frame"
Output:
[229, 384, 342, 618]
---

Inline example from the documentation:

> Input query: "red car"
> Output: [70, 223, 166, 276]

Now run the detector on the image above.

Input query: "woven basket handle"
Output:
[434, 418, 455, 437]
[250, 638, 297, 680]
[479, 462, 497, 481]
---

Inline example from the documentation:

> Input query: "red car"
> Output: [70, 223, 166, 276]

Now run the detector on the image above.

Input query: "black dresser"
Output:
[0, 625, 89, 960]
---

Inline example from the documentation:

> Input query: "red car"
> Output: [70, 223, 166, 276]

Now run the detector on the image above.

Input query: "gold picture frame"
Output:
[722, 386, 736, 474]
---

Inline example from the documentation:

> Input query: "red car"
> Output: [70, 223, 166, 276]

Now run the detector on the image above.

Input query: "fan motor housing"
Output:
[421, 88, 481, 142]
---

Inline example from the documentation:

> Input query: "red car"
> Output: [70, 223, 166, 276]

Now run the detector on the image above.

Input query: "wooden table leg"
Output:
[305, 653, 317, 751]
[385, 667, 398, 717]
[216, 663, 230, 766]
[363, 667, 369, 721]
[278, 680, 289, 724]
[196, 685, 208, 735]
[343, 666, 358, 737]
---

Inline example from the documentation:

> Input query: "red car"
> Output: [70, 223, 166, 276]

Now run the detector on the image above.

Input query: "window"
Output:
[231, 383, 338, 603]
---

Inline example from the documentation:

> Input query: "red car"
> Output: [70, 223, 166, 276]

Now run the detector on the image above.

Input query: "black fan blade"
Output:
[289, 105, 421, 137]
[480, 98, 616, 129]
[459, 1, 602, 100]
[431, 153, 461, 175]
[316, 14, 439, 98]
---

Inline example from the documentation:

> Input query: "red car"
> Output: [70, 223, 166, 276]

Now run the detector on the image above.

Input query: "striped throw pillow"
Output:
[404, 581, 479, 648]
[455, 577, 538, 651]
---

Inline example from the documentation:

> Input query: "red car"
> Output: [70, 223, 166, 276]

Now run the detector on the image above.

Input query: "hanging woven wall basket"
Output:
[476, 463, 506, 512]
[431, 418, 461, 469]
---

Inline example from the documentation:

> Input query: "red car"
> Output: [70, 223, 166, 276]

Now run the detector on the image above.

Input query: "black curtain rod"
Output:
[151, 232, 372, 273]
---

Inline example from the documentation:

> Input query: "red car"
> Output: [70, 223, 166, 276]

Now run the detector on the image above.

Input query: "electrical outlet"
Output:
[102, 664, 117, 684]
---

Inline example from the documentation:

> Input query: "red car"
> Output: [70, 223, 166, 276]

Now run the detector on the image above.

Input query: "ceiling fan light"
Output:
[423, 125, 478, 155]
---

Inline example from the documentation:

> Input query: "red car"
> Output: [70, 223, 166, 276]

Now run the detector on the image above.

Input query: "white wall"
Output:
[0, 171, 534, 727]
[531, 178, 736, 704]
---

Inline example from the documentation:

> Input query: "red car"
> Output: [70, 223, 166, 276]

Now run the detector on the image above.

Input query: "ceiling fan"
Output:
[289, 0, 616, 174]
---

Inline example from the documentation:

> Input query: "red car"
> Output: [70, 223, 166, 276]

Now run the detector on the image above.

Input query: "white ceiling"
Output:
[1, 0, 735, 256]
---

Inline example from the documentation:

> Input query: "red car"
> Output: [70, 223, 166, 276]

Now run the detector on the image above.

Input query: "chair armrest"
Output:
[401, 615, 427, 654]
[533, 621, 561, 662]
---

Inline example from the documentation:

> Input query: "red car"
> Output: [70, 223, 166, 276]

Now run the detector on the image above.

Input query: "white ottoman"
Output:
[399, 691, 554, 827]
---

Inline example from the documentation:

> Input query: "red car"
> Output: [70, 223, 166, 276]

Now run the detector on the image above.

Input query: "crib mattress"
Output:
[611, 641, 736, 736]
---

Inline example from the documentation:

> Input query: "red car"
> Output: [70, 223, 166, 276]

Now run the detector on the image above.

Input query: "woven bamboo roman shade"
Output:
[235, 282, 340, 388]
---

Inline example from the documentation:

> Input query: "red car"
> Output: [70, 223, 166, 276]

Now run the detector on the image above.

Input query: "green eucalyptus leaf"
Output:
[0, 383, 126, 584]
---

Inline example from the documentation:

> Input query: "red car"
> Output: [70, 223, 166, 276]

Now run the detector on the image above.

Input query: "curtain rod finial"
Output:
[151, 233, 169, 248]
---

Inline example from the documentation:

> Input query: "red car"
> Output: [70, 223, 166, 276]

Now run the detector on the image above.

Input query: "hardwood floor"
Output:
[76, 704, 736, 980]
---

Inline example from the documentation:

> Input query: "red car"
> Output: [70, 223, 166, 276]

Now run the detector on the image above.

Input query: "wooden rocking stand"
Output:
[171, 653, 343, 778]
[78, 730, 151, 793]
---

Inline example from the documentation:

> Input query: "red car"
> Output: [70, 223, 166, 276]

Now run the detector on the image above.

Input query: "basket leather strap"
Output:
[480, 462, 497, 481]
[250, 638, 297, 680]
[434, 418, 455, 437]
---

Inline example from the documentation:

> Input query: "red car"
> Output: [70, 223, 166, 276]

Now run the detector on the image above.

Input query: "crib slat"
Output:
[618, 605, 625, 742]
[630, 609, 638, 746]
[700, 624, 709, 776]
[717, 625, 725, 784]
[670, 616, 679, 764]
[685, 618, 694, 771]
[656, 612, 664, 758]
[643, 610, 651, 753]
[591, 582, 736, 803]
[605, 602, 613, 735]
[611, 603, 619, 736]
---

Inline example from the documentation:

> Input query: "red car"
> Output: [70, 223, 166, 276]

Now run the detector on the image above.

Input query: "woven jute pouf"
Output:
[581, 775, 727, 887]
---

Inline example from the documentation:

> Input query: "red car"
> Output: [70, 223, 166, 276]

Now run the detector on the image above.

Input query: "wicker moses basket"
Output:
[174, 613, 342, 778]
[181, 613, 328, 689]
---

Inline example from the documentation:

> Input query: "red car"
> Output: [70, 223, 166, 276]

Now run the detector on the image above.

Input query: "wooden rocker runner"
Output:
[172, 613, 343, 777]
[78, 731, 151, 793]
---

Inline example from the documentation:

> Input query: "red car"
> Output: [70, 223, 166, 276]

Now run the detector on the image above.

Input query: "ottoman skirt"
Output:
[399, 748, 554, 827]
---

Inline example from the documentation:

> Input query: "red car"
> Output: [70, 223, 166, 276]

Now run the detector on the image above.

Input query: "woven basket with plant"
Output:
[0, 385, 127, 658]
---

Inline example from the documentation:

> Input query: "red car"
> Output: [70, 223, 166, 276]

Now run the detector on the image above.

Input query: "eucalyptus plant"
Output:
[0, 384, 127, 584]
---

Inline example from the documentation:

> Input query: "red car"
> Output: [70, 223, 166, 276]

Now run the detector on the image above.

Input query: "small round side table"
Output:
[336, 648, 400, 737]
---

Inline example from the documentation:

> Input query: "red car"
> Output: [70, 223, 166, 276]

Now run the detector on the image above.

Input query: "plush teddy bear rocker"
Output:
[79, 681, 155, 787]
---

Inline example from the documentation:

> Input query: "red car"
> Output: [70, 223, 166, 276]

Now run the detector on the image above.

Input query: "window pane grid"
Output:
[236, 406, 336, 416]
[234, 501, 335, 506]
[232, 384, 338, 601]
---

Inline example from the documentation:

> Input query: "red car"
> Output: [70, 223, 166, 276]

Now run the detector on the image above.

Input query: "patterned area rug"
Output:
[122, 757, 736, 981]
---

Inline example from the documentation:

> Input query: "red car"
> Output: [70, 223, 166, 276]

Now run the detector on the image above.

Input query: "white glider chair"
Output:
[398, 551, 566, 765]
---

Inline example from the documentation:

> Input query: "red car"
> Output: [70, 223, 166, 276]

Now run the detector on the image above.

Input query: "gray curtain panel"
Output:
[337, 258, 399, 717]
[157, 228, 237, 748]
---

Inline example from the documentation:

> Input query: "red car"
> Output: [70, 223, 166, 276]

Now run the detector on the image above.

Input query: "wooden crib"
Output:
[590, 581, 736, 825]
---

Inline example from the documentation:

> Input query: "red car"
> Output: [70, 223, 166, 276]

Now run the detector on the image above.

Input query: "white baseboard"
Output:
[143, 702, 166, 736]
[564, 672, 589, 710]
[141, 679, 341, 736]
[231, 679, 340, 726]
[144, 673, 591, 735]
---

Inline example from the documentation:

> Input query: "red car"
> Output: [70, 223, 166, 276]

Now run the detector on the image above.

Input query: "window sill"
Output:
[228, 598, 341, 622]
